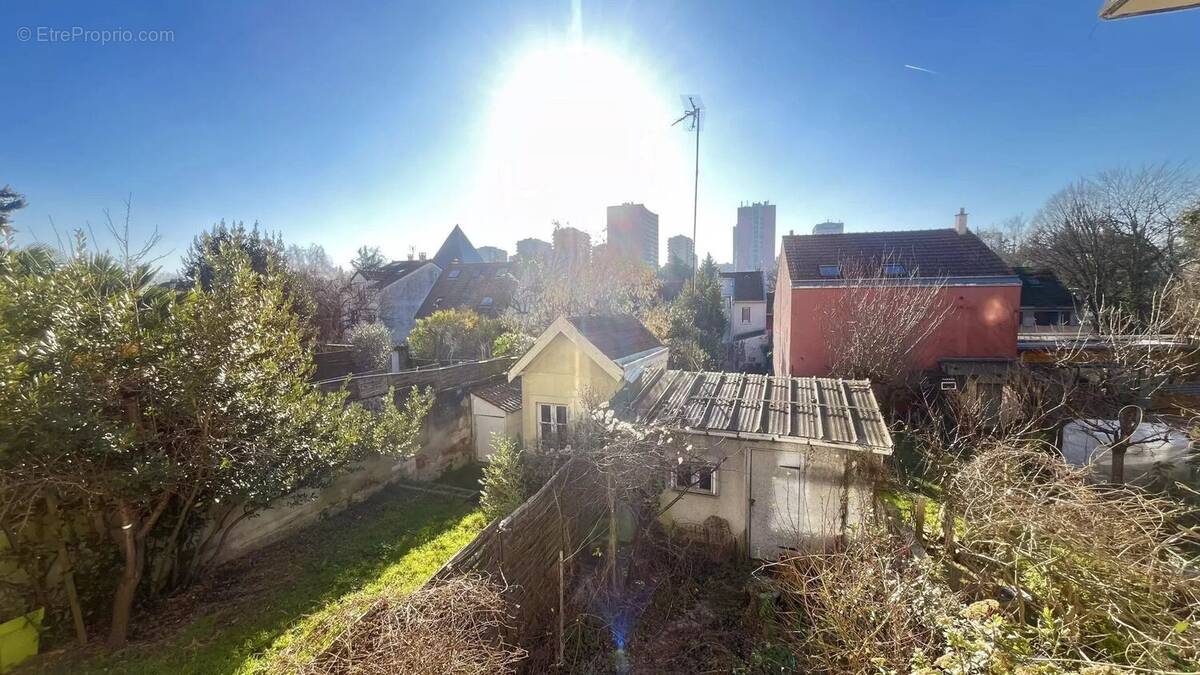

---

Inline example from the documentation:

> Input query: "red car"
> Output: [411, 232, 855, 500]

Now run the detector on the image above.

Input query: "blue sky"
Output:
[3, 1, 1199, 270]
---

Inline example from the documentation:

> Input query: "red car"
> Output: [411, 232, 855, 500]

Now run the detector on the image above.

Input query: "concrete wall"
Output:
[215, 388, 474, 564]
[776, 283, 1020, 377]
[376, 263, 441, 345]
[518, 333, 622, 445]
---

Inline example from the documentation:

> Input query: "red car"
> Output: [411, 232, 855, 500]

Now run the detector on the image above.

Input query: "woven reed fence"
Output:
[430, 456, 606, 648]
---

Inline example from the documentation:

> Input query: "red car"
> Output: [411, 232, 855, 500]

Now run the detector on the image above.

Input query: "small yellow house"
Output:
[507, 315, 668, 448]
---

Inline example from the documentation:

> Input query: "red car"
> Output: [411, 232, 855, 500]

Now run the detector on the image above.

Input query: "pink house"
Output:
[773, 219, 1021, 378]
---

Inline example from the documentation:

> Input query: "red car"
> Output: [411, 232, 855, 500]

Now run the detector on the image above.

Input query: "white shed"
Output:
[470, 378, 522, 462]
[615, 369, 893, 558]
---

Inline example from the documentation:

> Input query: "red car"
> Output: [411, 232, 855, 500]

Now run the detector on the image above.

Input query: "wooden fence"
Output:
[431, 457, 606, 648]
[314, 356, 515, 401]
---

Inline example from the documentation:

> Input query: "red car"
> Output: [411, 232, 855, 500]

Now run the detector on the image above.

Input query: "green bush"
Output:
[478, 437, 528, 521]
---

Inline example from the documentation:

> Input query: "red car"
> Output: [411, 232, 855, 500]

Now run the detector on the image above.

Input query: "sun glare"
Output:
[470, 41, 690, 241]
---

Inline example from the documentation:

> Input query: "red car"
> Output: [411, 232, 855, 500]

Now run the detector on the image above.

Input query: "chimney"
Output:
[419, 251, 427, 261]
[955, 208, 968, 234]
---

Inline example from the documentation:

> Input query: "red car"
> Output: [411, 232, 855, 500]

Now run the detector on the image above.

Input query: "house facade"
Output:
[1014, 266, 1081, 333]
[720, 271, 769, 370]
[773, 224, 1021, 377]
[352, 260, 443, 345]
[615, 369, 893, 557]
[507, 315, 668, 448]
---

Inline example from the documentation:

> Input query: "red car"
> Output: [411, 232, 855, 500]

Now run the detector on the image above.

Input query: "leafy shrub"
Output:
[479, 437, 527, 521]
[347, 322, 392, 372]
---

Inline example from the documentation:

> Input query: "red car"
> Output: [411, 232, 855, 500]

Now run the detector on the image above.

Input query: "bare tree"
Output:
[1028, 164, 1198, 323]
[821, 256, 954, 390]
[1053, 280, 1200, 483]
[976, 214, 1030, 267]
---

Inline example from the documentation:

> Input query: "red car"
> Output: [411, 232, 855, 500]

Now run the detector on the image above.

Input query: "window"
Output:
[818, 264, 840, 278]
[448, 270, 461, 278]
[670, 462, 717, 495]
[479, 296, 494, 307]
[538, 403, 568, 446]
[882, 263, 906, 276]
[741, 306, 751, 324]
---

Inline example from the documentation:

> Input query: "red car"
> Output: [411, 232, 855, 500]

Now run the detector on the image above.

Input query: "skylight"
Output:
[818, 264, 840, 278]
[883, 263, 906, 276]
[448, 270, 461, 278]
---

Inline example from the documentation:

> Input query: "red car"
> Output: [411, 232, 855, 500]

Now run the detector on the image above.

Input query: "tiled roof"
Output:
[1014, 267, 1077, 308]
[720, 271, 766, 301]
[567, 315, 664, 362]
[472, 377, 522, 413]
[359, 260, 429, 287]
[614, 369, 893, 452]
[415, 262, 515, 319]
[781, 228, 1014, 283]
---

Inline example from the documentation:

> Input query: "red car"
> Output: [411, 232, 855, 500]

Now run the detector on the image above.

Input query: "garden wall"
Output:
[213, 387, 479, 564]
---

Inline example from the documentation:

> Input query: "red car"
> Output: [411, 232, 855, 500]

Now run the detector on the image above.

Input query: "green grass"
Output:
[35, 486, 485, 675]
[435, 462, 485, 492]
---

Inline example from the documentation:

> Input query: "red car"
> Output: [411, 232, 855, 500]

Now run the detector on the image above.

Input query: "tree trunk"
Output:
[1110, 441, 1128, 484]
[1110, 406, 1140, 484]
[108, 503, 143, 648]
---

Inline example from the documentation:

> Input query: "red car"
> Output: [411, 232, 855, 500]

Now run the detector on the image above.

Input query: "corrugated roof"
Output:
[781, 228, 1014, 283]
[720, 271, 766, 301]
[472, 377, 522, 413]
[567, 315, 664, 362]
[615, 369, 893, 453]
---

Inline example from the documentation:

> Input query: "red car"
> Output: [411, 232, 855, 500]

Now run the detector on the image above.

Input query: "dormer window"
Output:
[882, 263, 906, 276]
[818, 264, 840, 278]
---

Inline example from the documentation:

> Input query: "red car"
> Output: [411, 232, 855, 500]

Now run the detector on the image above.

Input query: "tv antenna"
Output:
[672, 95, 703, 284]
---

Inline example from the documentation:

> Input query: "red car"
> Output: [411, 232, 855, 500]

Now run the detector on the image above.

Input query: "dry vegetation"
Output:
[268, 574, 526, 675]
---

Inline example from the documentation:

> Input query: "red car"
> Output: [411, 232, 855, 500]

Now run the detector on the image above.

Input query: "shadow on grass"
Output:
[32, 485, 485, 675]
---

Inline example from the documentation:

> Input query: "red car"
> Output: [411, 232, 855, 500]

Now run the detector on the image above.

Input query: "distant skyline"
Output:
[4, 1, 1200, 270]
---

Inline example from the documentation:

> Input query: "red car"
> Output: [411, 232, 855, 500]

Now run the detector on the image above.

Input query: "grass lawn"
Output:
[31, 485, 485, 674]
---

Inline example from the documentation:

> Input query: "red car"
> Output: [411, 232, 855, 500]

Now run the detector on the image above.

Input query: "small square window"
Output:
[818, 264, 840, 278]
[670, 462, 717, 495]
[448, 269, 461, 278]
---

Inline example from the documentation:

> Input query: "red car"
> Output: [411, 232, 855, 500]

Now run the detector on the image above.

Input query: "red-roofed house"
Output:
[773, 216, 1021, 378]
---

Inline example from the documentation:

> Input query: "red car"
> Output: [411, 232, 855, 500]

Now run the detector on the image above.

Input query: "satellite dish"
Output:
[1099, 0, 1200, 19]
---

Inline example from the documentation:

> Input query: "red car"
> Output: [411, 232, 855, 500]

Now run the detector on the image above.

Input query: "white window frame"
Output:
[740, 306, 751, 324]
[669, 461, 719, 496]
[537, 402, 568, 446]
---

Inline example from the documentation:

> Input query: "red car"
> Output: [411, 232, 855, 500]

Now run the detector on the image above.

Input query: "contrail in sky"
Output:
[904, 64, 939, 75]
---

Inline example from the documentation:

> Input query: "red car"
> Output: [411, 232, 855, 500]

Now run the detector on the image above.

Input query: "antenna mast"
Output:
[672, 95, 703, 285]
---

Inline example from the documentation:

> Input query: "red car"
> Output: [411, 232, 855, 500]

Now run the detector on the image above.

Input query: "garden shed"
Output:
[615, 369, 893, 558]
[470, 378, 522, 461]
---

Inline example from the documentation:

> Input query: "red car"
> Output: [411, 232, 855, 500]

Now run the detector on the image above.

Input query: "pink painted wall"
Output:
[773, 284, 1020, 377]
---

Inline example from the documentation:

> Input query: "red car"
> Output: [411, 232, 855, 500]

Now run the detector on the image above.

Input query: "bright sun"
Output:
[469, 40, 691, 243]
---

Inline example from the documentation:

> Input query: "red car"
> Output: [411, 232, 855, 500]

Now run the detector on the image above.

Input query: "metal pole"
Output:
[691, 106, 701, 286]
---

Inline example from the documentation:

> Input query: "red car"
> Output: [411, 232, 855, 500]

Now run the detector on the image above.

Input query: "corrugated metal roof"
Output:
[615, 369, 893, 453]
